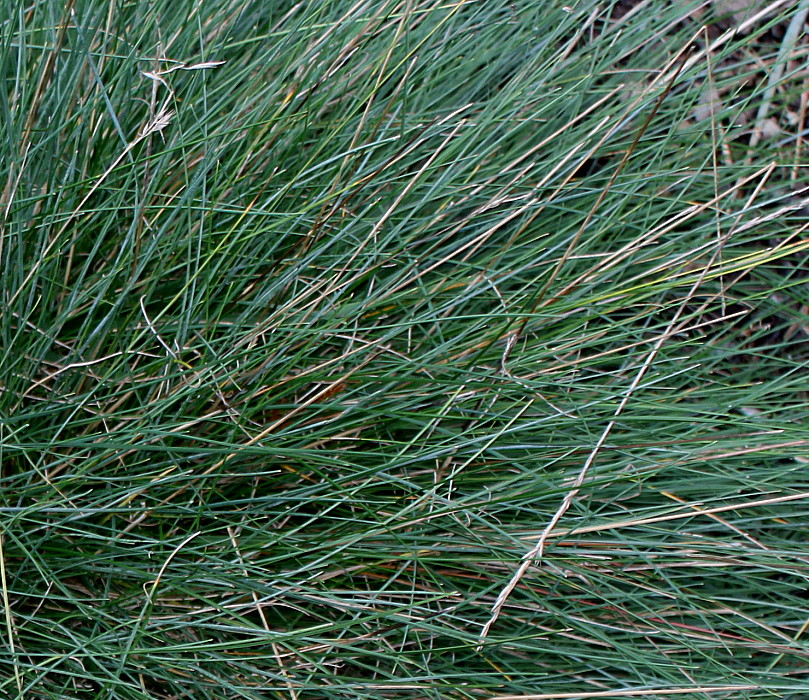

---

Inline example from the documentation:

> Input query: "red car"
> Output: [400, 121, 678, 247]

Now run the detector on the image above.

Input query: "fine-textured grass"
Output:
[2, 1, 809, 698]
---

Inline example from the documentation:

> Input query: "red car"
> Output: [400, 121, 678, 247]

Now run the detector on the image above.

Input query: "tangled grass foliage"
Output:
[1, 1, 808, 698]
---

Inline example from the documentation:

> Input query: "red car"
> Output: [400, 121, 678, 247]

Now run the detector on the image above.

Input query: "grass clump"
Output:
[1, 1, 809, 698]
